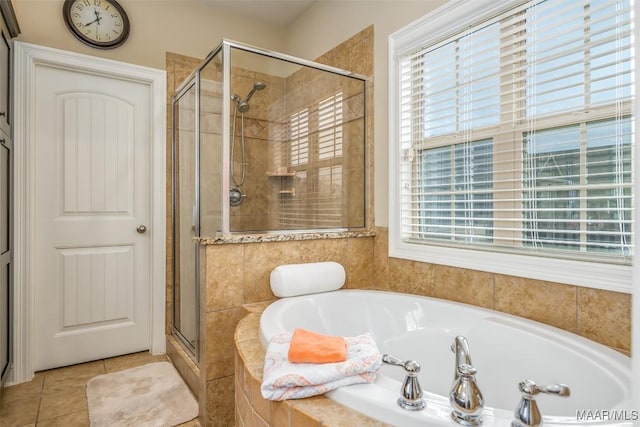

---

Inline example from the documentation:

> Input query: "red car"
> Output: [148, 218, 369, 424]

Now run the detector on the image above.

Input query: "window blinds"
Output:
[398, 0, 634, 262]
[282, 93, 344, 228]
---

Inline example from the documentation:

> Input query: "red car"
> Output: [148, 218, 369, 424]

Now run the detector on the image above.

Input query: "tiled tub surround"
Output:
[202, 234, 381, 426]
[235, 305, 392, 427]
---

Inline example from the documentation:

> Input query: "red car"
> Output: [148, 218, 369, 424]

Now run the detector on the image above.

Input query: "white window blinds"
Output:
[398, 0, 634, 263]
[289, 108, 309, 166]
[283, 92, 344, 228]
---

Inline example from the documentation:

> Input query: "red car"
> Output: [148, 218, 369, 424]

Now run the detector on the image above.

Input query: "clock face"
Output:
[63, 0, 130, 49]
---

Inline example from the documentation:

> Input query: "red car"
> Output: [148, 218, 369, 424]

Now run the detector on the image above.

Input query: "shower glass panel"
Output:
[222, 46, 367, 233]
[171, 40, 366, 359]
[172, 80, 199, 357]
[200, 54, 224, 236]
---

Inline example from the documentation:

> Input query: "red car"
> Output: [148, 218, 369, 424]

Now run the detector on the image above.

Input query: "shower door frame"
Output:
[218, 39, 368, 234]
[171, 76, 201, 359]
[174, 39, 369, 236]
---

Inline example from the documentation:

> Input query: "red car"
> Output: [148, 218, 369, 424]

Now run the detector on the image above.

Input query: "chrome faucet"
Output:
[512, 379, 570, 427]
[451, 335, 472, 381]
[449, 336, 484, 426]
[382, 354, 426, 411]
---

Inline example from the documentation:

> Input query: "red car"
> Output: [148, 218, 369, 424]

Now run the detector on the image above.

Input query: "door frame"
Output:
[11, 42, 166, 384]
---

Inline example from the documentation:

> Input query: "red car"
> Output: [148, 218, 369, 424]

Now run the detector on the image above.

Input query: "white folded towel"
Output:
[261, 331, 382, 401]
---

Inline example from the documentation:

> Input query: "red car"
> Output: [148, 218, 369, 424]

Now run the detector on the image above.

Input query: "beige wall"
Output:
[12, 0, 286, 70]
[286, 0, 446, 227]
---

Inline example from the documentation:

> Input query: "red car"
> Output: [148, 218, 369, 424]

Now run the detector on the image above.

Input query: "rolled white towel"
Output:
[261, 331, 382, 401]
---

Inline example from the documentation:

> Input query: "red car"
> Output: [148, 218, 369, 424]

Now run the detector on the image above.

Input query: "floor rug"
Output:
[86, 361, 198, 427]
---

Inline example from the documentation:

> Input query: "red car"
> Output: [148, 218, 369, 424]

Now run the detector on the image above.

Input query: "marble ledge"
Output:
[198, 229, 376, 245]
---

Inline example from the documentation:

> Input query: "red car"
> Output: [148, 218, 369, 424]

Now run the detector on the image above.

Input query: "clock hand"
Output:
[83, 17, 99, 27]
[94, 14, 103, 39]
[82, 9, 103, 27]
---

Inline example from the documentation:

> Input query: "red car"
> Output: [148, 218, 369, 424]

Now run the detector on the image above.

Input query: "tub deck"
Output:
[234, 304, 392, 427]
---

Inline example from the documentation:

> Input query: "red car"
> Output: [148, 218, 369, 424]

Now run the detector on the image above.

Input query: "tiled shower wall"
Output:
[202, 235, 378, 425]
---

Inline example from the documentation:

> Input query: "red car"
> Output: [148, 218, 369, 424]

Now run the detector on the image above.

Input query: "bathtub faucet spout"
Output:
[450, 336, 484, 426]
[451, 335, 472, 381]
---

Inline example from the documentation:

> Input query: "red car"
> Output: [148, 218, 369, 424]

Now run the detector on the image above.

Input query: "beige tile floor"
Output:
[0, 352, 200, 427]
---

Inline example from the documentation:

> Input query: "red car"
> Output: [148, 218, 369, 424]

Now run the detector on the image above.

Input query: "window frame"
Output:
[388, 0, 632, 293]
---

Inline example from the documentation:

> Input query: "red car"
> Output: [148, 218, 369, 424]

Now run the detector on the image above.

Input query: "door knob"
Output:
[136, 225, 147, 234]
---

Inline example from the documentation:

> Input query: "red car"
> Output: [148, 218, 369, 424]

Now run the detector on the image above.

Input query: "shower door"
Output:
[172, 80, 199, 357]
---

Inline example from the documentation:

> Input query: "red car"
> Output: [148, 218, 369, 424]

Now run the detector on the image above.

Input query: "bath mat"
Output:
[86, 361, 198, 427]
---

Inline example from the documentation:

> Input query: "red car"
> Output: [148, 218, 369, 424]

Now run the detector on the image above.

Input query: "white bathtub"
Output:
[260, 290, 633, 426]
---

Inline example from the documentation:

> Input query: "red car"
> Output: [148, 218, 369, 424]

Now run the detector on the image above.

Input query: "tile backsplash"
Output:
[373, 226, 631, 354]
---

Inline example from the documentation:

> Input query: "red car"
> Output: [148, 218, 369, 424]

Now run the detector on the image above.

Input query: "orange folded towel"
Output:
[287, 328, 347, 364]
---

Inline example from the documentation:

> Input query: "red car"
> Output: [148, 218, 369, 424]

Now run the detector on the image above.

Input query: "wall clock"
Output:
[63, 0, 130, 49]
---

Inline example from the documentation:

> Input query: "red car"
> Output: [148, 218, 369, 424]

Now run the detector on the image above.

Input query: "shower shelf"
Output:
[267, 171, 295, 196]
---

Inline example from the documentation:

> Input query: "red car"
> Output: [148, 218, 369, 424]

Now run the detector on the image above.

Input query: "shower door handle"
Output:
[136, 225, 147, 234]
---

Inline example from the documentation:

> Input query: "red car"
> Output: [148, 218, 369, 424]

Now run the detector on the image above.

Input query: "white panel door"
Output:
[34, 64, 151, 371]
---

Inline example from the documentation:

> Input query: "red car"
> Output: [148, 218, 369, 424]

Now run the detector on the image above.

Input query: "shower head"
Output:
[244, 81, 266, 103]
[236, 100, 250, 113]
[233, 81, 266, 113]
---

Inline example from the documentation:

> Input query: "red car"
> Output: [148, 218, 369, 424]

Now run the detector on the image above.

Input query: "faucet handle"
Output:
[382, 354, 426, 411]
[382, 354, 421, 374]
[538, 383, 570, 397]
[512, 380, 570, 427]
[518, 379, 570, 398]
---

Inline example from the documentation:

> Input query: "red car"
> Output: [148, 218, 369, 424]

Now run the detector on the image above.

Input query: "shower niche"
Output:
[171, 40, 367, 357]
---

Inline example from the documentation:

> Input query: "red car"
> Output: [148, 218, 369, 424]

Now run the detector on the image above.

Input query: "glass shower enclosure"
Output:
[171, 39, 367, 358]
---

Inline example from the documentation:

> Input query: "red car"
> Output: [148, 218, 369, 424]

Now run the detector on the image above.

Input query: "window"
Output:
[289, 108, 309, 166]
[417, 139, 493, 243]
[522, 119, 632, 255]
[283, 92, 344, 228]
[390, 0, 634, 291]
[318, 93, 343, 160]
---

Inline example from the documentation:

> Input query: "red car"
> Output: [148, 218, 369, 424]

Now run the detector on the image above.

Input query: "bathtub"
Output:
[260, 290, 633, 426]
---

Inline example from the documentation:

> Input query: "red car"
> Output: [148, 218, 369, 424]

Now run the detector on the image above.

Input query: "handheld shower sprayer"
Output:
[245, 81, 266, 102]
[233, 81, 266, 113]
[230, 81, 267, 206]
